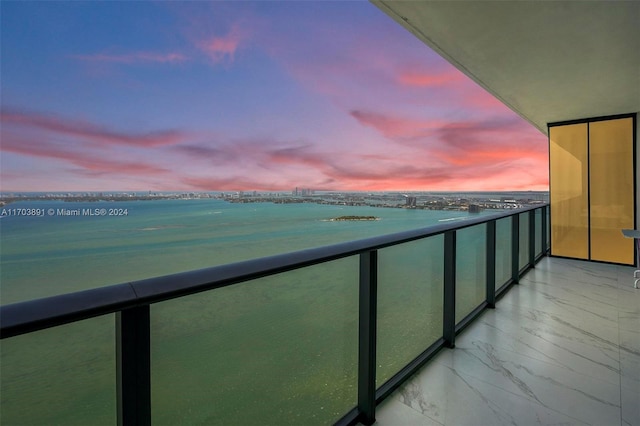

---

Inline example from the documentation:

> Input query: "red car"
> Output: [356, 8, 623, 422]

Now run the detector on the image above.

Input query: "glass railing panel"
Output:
[455, 224, 487, 324]
[535, 208, 542, 256]
[151, 257, 358, 425]
[377, 235, 443, 386]
[0, 315, 116, 425]
[495, 217, 512, 290]
[519, 212, 530, 270]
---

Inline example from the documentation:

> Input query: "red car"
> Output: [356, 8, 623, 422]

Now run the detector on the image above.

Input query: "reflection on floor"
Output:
[374, 257, 639, 426]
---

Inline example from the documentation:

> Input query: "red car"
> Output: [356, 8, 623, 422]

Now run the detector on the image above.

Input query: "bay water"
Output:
[0, 199, 493, 425]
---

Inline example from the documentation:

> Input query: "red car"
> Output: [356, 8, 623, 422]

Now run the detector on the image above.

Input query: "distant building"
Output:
[468, 204, 481, 213]
[293, 187, 313, 196]
[405, 196, 417, 207]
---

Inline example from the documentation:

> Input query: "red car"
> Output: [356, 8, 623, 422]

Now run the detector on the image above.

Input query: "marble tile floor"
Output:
[373, 257, 639, 426]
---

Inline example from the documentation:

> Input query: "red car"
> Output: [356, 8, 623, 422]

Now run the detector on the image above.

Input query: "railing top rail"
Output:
[0, 204, 547, 338]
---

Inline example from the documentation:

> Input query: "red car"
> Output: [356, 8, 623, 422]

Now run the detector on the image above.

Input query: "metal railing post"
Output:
[357, 250, 377, 426]
[117, 305, 151, 426]
[511, 214, 520, 283]
[529, 210, 536, 267]
[443, 231, 456, 348]
[486, 221, 496, 308]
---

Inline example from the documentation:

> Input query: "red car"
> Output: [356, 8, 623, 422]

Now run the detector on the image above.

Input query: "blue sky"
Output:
[0, 1, 548, 192]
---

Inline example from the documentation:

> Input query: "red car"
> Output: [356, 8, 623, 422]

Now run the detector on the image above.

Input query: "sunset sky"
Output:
[0, 1, 548, 192]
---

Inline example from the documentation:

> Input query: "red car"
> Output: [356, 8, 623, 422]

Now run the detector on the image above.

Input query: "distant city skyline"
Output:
[0, 2, 548, 192]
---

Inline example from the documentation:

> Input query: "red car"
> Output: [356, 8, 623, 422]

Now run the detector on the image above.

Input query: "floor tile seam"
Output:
[489, 299, 621, 334]
[432, 361, 604, 426]
[618, 301, 625, 426]
[486, 321, 621, 349]
[616, 301, 640, 356]
[520, 275, 619, 292]
[539, 272, 621, 286]
[400, 369, 622, 426]
[399, 362, 552, 423]
[479, 304, 620, 333]
[515, 279, 622, 306]
[616, 308, 640, 317]
[616, 284, 640, 295]
[510, 289, 622, 313]
[519, 273, 619, 289]
[512, 264, 614, 284]
[447, 367, 623, 420]
[616, 280, 640, 290]
[541, 259, 617, 272]
[393, 395, 445, 426]
[453, 333, 623, 388]
[500, 301, 620, 327]
[433, 344, 623, 396]
[521, 272, 620, 286]
[619, 382, 640, 396]
[518, 279, 620, 300]
[615, 283, 640, 308]
[616, 281, 640, 292]
[618, 329, 640, 353]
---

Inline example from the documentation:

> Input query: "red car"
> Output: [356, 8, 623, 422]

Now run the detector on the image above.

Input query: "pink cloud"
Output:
[267, 145, 332, 169]
[198, 25, 245, 63]
[71, 51, 188, 64]
[432, 119, 547, 158]
[0, 108, 182, 189]
[346, 109, 548, 190]
[350, 110, 446, 141]
[172, 144, 236, 165]
[169, 130, 548, 192]
[170, 140, 337, 190]
[1, 108, 187, 147]
[2, 107, 548, 192]
[397, 69, 464, 87]
[2, 133, 169, 178]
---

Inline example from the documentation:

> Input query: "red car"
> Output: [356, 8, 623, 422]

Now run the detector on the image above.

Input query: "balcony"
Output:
[374, 256, 640, 426]
[2, 204, 638, 425]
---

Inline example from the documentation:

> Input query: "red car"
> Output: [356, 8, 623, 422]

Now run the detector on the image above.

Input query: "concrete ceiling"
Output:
[373, 1, 640, 135]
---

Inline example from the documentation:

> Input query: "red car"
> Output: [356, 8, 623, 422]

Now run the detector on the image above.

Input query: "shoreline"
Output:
[0, 191, 548, 212]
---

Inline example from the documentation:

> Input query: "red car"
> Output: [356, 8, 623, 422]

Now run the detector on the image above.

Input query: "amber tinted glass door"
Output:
[589, 118, 634, 264]
[550, 123, 589, 259]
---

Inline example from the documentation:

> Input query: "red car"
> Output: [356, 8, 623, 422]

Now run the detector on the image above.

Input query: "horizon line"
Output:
[0, 189, 550, 194]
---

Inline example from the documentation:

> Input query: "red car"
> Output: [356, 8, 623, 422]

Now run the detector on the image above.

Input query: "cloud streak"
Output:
[350, 110, 446, 141]
[71, 51, 188, 64]
[2, 132, 169, 178]
[1, 109, 188, 147]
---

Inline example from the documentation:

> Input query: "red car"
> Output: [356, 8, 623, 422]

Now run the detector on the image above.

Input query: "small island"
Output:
[329, 215, 379, 221]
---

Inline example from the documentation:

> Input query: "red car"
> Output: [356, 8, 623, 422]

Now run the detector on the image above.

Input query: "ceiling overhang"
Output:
[373, 1, 640, 134]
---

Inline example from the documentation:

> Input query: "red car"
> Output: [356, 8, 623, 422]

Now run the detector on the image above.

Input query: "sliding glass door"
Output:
[549, 115, 635, 265]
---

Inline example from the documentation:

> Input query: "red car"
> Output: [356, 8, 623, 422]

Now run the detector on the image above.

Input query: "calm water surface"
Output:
[0, 199, 488, 303]
[0, 199, 493, 425]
